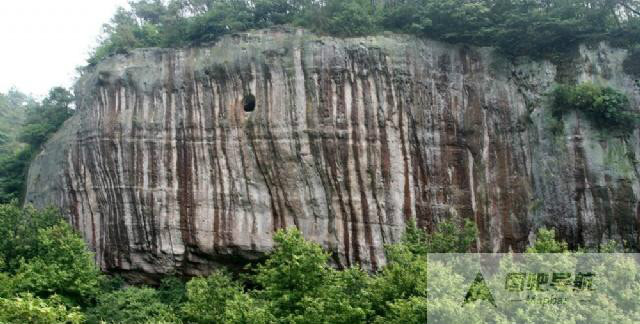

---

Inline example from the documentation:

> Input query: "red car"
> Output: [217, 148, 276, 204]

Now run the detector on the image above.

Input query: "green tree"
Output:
[254, 228, 372, 324]
[426, 219, 477, 253]
[20, 88, 73, 147]
[369, 243, 427, 322]
[320, 0, 378, 37]
[0, 87, 74, 203]
[12, 222, 103, 307]
[527, 228, 569, 253]
[181, 270, 249, 323]
[551, 82, 638, 131]
[0, 204, 61, 273]
[184, 0, 254, 44]
[87, 287, 179, 324]
[0, 148, 35, 203]
[88, 0, 640, 64]
[0, 294, 84, 324]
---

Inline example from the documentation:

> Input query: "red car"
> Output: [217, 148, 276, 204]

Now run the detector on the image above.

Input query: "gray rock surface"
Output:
[25, 28, 640, 276]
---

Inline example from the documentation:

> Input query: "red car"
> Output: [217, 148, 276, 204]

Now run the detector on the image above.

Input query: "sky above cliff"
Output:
[0, 0, 129, 98]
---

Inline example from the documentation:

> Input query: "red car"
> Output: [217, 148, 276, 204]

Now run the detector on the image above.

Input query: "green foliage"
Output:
[551, 82, 639, 131]
[426, 219, 478, 253]
[186, 1, 254, 44]
[20, 87, 74, 147]
[375, 297, 427, 324]
[0, 294, 85, 324]
[4, 201, 637, 322]
[89, 0, 640, 64]
[87, 287, 179, 324]
[527, 228, 569, 253]
[12, 222, 103, 307]
[370, 242, 427, 323]
[221, 293, 274, 324]
[181, 270, 248, 323]
[254, 228, 371, 324]
[157, 276, 188, 312]
[254, 229, 329, 311]
[0, 204, 62, 273]
[0, 148, 34, 203]
[0, 89, 30, 203]
[319, 0, 377, 37]
[0, 87, 74, 204]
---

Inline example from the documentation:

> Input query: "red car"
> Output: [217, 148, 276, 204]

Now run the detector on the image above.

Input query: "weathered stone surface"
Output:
[26, 28, 640, 276]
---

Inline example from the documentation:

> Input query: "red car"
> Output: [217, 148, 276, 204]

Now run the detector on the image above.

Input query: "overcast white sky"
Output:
[0, 0, 130, 98]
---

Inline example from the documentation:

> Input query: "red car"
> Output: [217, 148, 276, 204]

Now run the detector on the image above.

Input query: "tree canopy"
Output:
[0, 87, 74, 204]
[89, 0, 640, 64]
[0, 202, 638, 323]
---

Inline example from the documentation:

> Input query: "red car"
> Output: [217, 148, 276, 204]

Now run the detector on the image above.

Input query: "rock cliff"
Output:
[25, 28, 640, 276]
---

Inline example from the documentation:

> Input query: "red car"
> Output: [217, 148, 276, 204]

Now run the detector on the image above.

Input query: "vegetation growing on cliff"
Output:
[0, 88, 74, 204]
[1, 203, 639, 323]
[0, 203, 473, 324]
[89, 0, 640, 64]
[551, 82, 639, 132]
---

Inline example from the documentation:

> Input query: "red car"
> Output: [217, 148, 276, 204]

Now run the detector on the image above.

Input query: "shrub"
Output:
[12, 222, 103, 307]
[426, 219, 477, 253]
[157, 276, 188, 313]
[181, 270, 248, 323]
[320, 0, 378, 37]
[551, 82, 638, 131]
[254, 228, 374, 324]
[87, 287, 179, 324]
[0, 293, 84, 324]
[0, 204, 62, 273]
[527, 228, 569, 253]
[182, 273, 274, 324]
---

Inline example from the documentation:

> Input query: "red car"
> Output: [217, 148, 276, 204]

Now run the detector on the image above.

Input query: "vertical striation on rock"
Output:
[25, 28, 640, 276]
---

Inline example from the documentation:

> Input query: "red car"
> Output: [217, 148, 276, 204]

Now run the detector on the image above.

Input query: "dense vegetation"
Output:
[551, 82, 639, 131]
[0, 88, 74, 203]
[0, 203, 637, 324]
[90, 0, 640, 64]
[0, 202, 456, 324]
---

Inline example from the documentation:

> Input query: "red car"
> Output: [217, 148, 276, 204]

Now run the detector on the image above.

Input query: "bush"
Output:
[320, 0, 377, 37]
[12, 222, 103, 307]
[551, 82, 639, 131]
[87, 287, 179, 324]
[0, 204, 62, 273]
[0, 294, 84, 324]
[426, 219, 477, 253]
[181, 270, 249, 323]
[527, 228, 569, 253]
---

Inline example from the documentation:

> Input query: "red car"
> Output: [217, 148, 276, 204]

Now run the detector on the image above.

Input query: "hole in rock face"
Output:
[243, 94, 256, 112]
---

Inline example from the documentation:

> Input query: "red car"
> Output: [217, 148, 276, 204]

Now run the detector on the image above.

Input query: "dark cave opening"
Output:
[243, 94, 256, 112]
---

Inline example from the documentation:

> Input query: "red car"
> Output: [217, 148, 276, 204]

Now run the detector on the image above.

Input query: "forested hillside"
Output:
[90, 0, 640, 64]
[0, 88, 73, 203]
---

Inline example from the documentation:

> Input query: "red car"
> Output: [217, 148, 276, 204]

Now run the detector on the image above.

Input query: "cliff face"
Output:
[26, 28, 640, 276]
